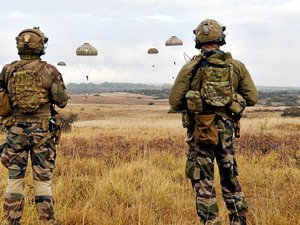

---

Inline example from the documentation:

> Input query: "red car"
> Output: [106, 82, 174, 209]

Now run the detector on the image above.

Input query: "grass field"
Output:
[0, 93, 299, 225]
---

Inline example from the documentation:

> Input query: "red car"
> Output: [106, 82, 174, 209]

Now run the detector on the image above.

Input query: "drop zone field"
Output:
[0, 92, 299, 225]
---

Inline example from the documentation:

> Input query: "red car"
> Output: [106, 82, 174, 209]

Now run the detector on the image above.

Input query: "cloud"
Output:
[136, 14, 183, 23]
[7, 11, 28, 19]
[0, 0, 300, 87]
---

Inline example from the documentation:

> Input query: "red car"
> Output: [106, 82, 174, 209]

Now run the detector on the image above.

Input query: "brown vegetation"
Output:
[0, 93, 299, 224]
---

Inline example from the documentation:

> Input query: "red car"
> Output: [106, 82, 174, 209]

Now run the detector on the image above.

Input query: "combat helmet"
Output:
[193, 19, 226, 49]
[16, 26, 48, 56]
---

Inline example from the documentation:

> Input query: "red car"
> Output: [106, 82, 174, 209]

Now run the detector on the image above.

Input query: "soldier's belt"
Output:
[15, 122, 33, 128]
[13, 115, 50, 130]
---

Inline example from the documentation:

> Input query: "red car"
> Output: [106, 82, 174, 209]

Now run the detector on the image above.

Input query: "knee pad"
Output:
[6, 178, 24, 195]
[34, 180, 52, 196]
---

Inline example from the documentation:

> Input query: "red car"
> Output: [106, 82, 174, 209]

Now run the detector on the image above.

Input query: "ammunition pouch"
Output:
[193, 114, 218, 145]
[185, 90, 203, 114]
[228, 93, 246, 116]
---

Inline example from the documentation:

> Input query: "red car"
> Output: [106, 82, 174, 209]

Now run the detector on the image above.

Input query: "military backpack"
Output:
[7, 61, 49, 114]
[199, 56, 234, 107]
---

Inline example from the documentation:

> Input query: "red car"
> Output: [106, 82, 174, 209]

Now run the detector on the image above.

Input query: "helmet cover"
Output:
[16, 27, 48, 56]
[193, 19, 226, 49]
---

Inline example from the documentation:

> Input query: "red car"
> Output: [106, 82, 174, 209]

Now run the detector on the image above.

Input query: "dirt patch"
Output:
[68, 92, 168, 106]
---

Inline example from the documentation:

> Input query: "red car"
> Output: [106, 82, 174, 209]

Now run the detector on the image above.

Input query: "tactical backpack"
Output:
[199, 56, 234, 107]
[7, 61, 49, 114]
[169, 52, 247, 119]
[169, 54, 203, 111]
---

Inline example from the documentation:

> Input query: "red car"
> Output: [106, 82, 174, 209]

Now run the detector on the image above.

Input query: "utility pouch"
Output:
[185, 90, 203, 114]
[228, 93, 246, 115]
[0, 89, 12, 116]
[194, 114, 218, 145]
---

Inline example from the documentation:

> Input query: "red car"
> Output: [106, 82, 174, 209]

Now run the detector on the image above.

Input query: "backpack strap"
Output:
[5, 60, 33, 83]
[34, 61, 47, 75]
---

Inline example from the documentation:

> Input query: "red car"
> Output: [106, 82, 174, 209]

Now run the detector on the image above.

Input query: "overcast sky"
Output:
[1, 0, 299, 87]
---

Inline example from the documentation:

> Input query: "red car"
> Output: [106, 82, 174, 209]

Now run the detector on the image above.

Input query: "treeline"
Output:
[258, 90, 300, 106]
[66, 82, 300, 106]
[66, 82, 172, 95]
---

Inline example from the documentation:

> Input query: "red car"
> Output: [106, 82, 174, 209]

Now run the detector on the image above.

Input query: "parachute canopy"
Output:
[76, 43, 98, 56]
[165, 36, 183, 46]
[147, 48, 159, 54]
[57, 61, 66, 66]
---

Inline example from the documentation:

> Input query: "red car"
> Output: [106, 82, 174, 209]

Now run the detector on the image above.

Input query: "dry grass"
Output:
[0, 94, 299, 225]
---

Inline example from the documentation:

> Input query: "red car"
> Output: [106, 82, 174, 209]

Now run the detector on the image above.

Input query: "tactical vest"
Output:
[198, 57, 234, 108]
[7, 61, 50, 114]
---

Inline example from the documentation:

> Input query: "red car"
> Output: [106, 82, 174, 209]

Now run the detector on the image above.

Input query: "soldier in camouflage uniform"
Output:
[169, 19, 258, 225]
[0, 27, 68, 225]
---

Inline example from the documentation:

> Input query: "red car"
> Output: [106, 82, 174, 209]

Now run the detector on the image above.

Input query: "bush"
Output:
[281, 107, 300, 117]
[58, 112, 79, 132]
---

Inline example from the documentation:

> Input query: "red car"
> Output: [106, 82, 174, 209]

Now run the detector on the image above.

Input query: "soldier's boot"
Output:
[35, 196, 55, 223]
[3, 193, 24, 225]
[200, 217, 221, 225]
[229, 215, 246, 225]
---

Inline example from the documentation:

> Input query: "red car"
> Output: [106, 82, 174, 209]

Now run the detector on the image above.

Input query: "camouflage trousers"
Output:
[1, 124, 56, 224]
[185, 116, 248, 224]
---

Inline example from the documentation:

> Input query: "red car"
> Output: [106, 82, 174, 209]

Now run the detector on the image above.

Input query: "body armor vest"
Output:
[199, 58, 234, 107]
[7, 61, 50, 114]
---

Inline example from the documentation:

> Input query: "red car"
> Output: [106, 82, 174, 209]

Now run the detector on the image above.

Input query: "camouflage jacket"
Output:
[169, 50, 258, 119]
[0, 59, 69, 116]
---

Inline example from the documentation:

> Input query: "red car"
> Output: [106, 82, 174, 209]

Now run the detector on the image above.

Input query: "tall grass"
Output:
[0, 104, 299, 224]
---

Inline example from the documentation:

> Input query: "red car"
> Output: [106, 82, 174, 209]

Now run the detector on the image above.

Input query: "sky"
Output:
[1, 0, 300, 87]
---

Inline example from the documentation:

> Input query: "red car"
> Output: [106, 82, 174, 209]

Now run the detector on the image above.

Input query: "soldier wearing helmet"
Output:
[193, 19, 226, 49]
[169, 19, 258, 225]
[0, 27, 69, 224]
[16, 26, 49, 57]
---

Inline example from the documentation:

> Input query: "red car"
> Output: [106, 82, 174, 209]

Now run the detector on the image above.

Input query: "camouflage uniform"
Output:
[184, 50, 258, 225]
[169, 19, 258, 225]
[0, 28, 68, 225]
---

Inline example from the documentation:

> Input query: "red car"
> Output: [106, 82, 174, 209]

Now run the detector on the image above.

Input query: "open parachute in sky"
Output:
[76, 43, 98, 56]
[147, 47, 159, 54]
[165, 36, 183, 46]
[147, 48, 159, 67]
[76, 42, 98, 81]
[57, 61, 66, 66]
[165, 36, 183, 79]
[165, 36, 183, 66]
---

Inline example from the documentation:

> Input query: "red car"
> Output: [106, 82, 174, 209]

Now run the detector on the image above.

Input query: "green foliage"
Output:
[59, 112, 79, 132]
[259, 90, 300, 106]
